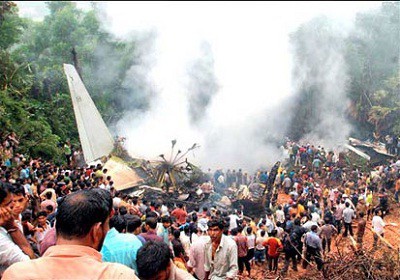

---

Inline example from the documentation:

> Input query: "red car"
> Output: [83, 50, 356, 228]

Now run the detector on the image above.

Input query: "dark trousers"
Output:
[373, 232, 384, 247]
[322, 238, 332, 253]
[335, 219, 342, 234]
[296, 244, 303, 262]
[267, 255, 279, 272]
[303, 246, 323, 271]
[238, 256, 251, 273]
[343, 222, 353, 237]
[281, 252, 297, 274]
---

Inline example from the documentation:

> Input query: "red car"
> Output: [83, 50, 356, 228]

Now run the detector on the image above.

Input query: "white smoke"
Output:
[12, 1, 383, 173]
[99, 2, 382, 173]
[15, 1, 381, 173]
[290, 16, 353, 151]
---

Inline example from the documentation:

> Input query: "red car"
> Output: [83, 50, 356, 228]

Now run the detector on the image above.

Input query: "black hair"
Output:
[161, 216, 172, 224]
[246, 227, 252, 235]
[231, 228, 238, 236]
[126, 215, 142, 233]
[137, 241, 172, 279]
[10, 183, 26, 197]
[145, 217, 158, 230]
[119, 206, 128, 216]
[36, 211, 48, 218]
[146, 211, 158, 219]
[207, 218, 224, 230]
[21, 211, 32, 222]
[55, 188, 112, 239]
[110, 214, 126, 233]
[173, 229, 181, 239]
[0, 182, 11, 204]
[311, 225, 318, 232]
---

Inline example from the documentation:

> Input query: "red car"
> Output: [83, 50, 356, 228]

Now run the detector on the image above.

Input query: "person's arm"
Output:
[0, 207, 35, 260]
[203, 243, 211, 280]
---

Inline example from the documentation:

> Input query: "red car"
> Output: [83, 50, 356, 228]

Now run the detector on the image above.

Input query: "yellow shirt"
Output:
[366, 194, 373, 205]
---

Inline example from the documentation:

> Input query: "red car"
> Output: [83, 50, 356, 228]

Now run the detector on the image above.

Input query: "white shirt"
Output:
[0, 227, 30, 274]
[204, 234, 238, 280]
[311, 212, 321, 223]
[228, 214, 240, 231]
[275, 210, 285, 224]
[372, 215, 386, 235]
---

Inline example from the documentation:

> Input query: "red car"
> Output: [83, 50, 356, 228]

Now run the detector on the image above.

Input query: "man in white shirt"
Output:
[342, 202, 356, 237]
[371, 209, 386, 248]
[228, 211, 240, 232]
[204, 219, 238, 280]
[275, 205, 285, 224]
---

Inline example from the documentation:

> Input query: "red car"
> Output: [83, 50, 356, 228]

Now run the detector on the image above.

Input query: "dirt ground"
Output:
[238, 193, 400, 280]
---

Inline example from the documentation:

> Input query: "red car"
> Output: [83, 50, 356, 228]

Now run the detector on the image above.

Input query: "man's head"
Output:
[0, 182, 13, 208]
[137, 241, 172, 280]
[311, 225, 318, 232]
[110, 214, 126, 233]
[10, 184, 28, 216]
[36, 211, 48, 227]
[161, 215, 172, 229]
[126, 215, 142, 234]
[55, 188, 112, 251]
[207, 218, 224, 243]
[145, 217, 158, 231]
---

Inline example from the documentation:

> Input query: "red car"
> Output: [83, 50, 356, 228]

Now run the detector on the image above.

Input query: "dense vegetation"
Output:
[288, 1, 400, 140]
[0, 1, 399, 162]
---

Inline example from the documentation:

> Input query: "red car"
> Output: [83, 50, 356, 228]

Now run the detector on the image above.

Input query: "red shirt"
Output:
[263, 237, 283, 257]
[171, 208, 188, 225]
[234, 234, 248, 258]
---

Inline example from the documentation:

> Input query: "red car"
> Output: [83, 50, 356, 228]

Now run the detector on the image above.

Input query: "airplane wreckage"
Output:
[64, 64, 279, 216]
[64, 64, 396, 217]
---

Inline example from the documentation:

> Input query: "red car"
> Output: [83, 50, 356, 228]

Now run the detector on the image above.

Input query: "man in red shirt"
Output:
[171, 203, 188, 226]
[233, 226, 251, 277]
[263, 229, 283, 274]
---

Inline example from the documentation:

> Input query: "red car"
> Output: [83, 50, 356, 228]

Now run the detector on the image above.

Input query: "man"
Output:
[140, 217, 163, 243]
[137, 241, 195, 280]
[171, 203, 188, 226]
[233, 226, 250, 277]
[0, 183, 35, 276]
[125, 214, 146, 244]
[187, 222, 210, 280]
[101, 214, 143, 273]
[372, 209, 388, 248]
[263, 229, 283, 274]
[303, 225, 323, 271]
[204, 218, 238, 280]
[280, 228, 298, 276]
[342, 202, 355, 237]
[319, 221, 337, 254]
[356, 212, 366, 249]
[157, 215, 172, 245]
[228, 210, 240, 232]
[3, 188, 139, 279]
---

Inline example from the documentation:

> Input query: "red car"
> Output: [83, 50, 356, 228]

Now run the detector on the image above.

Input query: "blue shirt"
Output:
[305, 231, 322, 250]
[101, 228, 143, 273]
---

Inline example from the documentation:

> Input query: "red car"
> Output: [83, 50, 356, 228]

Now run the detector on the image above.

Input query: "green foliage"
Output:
[0, 1, 154, 162]
[289, 2, 400, 140]
[0, 1, 26, 49]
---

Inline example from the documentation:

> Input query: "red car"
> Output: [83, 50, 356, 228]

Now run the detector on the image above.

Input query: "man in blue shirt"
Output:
[101, 215, 143, 273]
[302, 225, 323, 271]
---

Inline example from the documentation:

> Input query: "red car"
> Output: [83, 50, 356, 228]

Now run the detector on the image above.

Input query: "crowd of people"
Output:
[0, 133, 400, 279]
